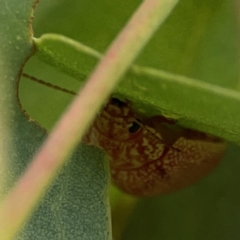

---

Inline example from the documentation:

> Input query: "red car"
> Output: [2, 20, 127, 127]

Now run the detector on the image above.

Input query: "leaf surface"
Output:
[0, 1, 110, 239]
[34, 33, 240, 144]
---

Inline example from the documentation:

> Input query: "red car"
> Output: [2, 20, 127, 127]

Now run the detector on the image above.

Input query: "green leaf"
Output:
[0, 0, 110, 239]
[34, 33, 240, 144]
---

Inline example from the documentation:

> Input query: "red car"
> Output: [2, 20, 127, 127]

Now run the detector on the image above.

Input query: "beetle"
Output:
[22, 73, 227, 197]
[82, 97, 226, 197]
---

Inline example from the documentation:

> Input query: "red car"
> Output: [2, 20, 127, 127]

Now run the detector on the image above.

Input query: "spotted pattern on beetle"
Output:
[83, 98, 226, 197]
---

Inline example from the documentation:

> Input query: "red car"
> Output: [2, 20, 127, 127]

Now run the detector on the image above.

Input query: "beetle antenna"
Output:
[22, 73, 77, 96]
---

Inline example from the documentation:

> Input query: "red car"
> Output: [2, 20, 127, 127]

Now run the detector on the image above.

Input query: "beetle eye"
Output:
[128, 121, 141, 133]
[110, 98, 125, 108]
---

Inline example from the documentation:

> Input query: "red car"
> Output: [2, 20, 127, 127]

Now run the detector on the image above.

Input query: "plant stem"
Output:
[0, 0, 179, 239]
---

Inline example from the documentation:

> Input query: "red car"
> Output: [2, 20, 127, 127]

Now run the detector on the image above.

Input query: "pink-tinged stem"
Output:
[0, 0, 179, 239]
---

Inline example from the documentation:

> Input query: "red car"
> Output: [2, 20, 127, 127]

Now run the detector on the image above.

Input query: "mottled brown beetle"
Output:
[83, 98, 226, 197]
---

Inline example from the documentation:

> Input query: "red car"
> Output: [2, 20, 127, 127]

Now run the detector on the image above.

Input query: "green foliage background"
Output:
[16, 0, 240, 239]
